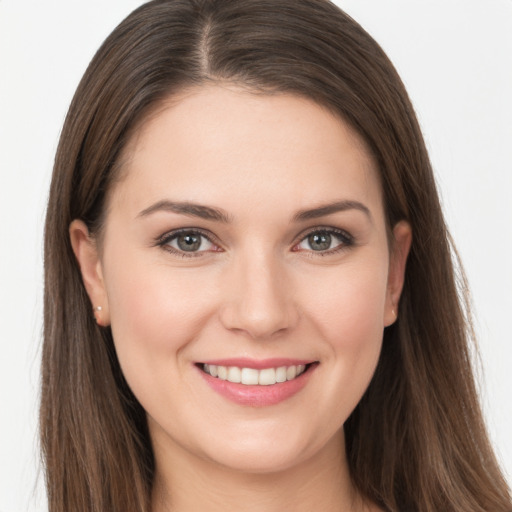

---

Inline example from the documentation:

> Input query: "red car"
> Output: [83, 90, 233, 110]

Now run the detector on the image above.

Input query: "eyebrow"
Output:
[137, 198, 371, 224]
[137, 200, 232, 223]
[293, 200, 372, 222]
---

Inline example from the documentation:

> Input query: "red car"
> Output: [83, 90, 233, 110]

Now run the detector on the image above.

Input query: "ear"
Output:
[69, 220, 110, 326]
[384, 220, 412, 326]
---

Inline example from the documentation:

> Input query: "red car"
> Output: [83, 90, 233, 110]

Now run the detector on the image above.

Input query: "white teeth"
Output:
[227, 366, 241, 383]
[241, 367, 259, 385]
[258, 368, 276, 385]
[217, 365, 228, 380]
[276, 366, 287, 383]
[286, 365, 297, 380]
[203, 363, 308, 385]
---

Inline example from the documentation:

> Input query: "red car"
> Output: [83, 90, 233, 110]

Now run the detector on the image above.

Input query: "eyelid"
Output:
[156, 227, 211, 245]
[292, 226, 355, 253]
[156, 227, 223, 256]
[154, 225, 354, 257]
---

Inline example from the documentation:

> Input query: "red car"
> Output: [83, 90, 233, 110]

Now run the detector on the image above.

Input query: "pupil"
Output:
[309, 232, 331, 251]
[177, 233, 201, 251]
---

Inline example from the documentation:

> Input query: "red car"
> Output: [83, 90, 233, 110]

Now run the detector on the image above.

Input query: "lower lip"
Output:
[197, 364, 317, 407]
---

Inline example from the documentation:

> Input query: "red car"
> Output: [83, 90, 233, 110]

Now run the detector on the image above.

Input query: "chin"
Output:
[194, 424, 338, 475]
[204, 445, 311, 475]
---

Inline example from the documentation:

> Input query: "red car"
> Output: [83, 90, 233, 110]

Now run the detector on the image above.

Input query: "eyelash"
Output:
[156, 228, 220, 258]
[156, 227, 355, 258]
[292, 227, 354, 256]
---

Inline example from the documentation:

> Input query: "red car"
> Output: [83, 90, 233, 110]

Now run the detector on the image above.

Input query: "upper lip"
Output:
[198, 358, 316, 370]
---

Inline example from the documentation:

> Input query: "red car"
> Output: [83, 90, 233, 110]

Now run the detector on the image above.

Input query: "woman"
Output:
[40, 0, 512, 511]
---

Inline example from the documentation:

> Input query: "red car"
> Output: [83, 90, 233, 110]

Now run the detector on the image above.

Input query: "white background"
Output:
[1, 1, 511, 510]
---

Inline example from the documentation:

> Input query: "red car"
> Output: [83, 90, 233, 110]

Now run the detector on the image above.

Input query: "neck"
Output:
[151, 430, 372, 512]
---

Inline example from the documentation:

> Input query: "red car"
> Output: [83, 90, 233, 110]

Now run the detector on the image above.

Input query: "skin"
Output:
[71, 85, 411, 512]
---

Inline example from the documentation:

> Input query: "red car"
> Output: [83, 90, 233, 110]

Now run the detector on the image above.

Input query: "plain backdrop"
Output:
[1, 1, 511, 510]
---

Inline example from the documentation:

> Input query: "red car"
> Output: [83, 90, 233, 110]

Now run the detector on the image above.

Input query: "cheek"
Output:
[298, 258, 388, 413]
[103, 250, 217, 383]
[303, 258, 389, 345]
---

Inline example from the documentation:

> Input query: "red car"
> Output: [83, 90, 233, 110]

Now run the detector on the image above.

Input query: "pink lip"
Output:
[196, 360, 318, 407]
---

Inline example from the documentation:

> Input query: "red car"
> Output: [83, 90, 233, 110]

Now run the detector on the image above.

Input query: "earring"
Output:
[392, 307, 397, 319]
[93, 305, 103, 325]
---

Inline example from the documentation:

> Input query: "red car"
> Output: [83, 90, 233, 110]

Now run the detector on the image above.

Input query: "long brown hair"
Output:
[41, 1, 512, 511]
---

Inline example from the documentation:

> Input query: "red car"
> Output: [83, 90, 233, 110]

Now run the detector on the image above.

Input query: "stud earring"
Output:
[93, 305, 104, 325]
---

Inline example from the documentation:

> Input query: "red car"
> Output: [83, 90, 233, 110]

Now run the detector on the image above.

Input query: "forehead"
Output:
[112, 85, 383, 221]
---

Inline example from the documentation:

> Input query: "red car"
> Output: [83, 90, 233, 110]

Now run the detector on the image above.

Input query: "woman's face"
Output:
[72, 85, 410, 474]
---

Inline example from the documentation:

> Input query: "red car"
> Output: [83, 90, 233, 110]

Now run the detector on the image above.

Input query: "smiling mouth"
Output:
[199, 363, 315, 386]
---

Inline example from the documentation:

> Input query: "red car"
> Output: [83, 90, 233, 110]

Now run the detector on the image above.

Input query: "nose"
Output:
[219, 249, 299, 340]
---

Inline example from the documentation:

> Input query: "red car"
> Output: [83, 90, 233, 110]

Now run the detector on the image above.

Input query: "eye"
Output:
[158, 229, 219, 256]
[295, 229, 353, 253]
